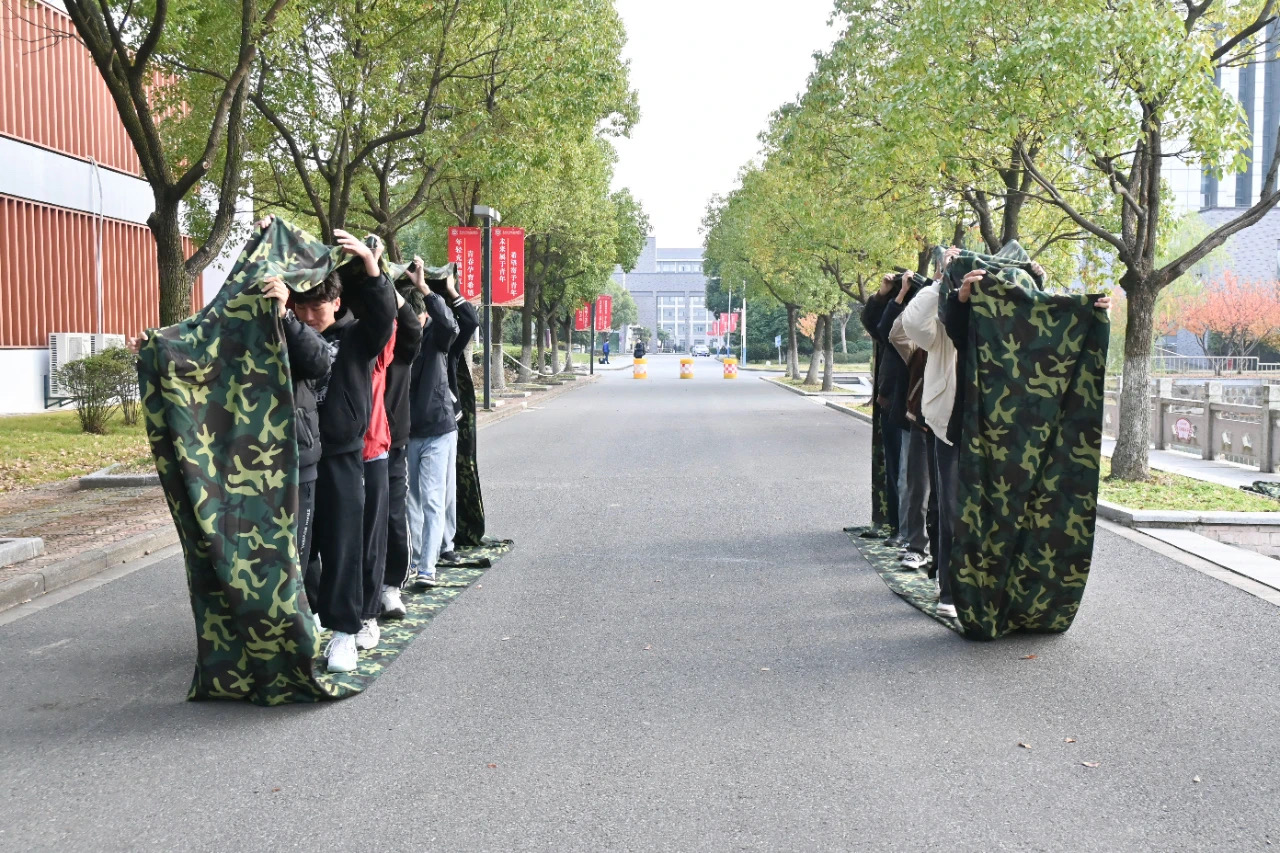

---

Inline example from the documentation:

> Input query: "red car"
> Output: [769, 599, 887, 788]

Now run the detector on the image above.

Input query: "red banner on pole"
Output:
[574, 303, 592, 332]
[594, 293, 613, 331]
[728, 310, 740, 332]
[492, 227, 525, 306]
[447, 227, 483, 302]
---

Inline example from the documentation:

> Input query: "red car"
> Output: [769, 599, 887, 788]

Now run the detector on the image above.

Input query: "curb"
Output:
[79, 463, 160, 489]
[760, 375, 862, 398]
[0, 536, 45, 566]
[824, 399, 874, 424]
[1096, 499, 1280, 528]
[0, 525, 178, 613]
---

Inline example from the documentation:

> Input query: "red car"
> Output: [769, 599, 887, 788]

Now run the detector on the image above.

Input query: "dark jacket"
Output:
[447, 296, 479, 421]
[860, 295, 888, 400]
[633, 341, 645, 359]
[940, 290, 971, 446]
[385, 301, 424, 449]
[409, 292, 460, 438]
[283, 312, 333, 482]
[314, 274, 397, 457]
[873, 297, 912, 430]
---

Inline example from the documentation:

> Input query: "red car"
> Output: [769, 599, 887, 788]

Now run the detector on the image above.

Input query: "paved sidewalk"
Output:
[1100, 437, 1280, 489]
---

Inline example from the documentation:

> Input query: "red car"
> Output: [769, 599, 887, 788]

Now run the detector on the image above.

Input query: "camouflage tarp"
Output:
[454, 351, 487, 547]
[945, 249, 1110, 639]
[137, 218, 357, 704]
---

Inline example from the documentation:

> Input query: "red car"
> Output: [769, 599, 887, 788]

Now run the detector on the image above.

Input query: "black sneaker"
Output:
[439, 550, 460, 564]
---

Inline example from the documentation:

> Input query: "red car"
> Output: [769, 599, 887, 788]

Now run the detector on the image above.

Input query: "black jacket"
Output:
[385, 300, 424, 449]
[314, 274, 397, 457]
[282, 312, 334, 481]
[868, 296, 911, 430]
[447, 297, 480, 421]
[409, 292, 460, 438]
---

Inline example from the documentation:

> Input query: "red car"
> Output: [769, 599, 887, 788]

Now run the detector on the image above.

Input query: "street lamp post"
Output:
[472, 204, 501, 410]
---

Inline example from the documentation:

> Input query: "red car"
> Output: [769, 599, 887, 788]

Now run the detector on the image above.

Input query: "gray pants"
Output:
[898, 428, 931, 554]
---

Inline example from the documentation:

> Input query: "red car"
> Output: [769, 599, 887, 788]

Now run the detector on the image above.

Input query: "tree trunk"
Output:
[549, 318, 560, 376]
[490, 306, 506, 393]
[822, 312, 835, 392]
[536, 310, 547, 376]
[150, 200, 194, 325]
[804, 315, 825, 386]
[786, 305, 801, 380]
[562, 319, 574, 372]
[839, 312, 849, 354]
[1110, 279, 1158, 481]
[519, 299, 536, 382]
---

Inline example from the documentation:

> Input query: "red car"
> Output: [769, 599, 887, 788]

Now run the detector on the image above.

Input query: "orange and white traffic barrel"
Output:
[723, 357, 739, 379]
[633, 358, 648, 379]
[680, 358, 694, 379]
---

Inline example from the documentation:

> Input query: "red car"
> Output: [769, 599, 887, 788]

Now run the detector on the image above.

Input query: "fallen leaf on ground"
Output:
[643, 644, 652, 651]
[1082, 762, 1100, 768]
[1018, 742, 1032, 749]
[1193, 776, 1201, 783]
[760, 667, 771, 672]
[1021, 654, 1037, 660]
[1064, 738, 1077, 743]
[487, 763, 497, 769]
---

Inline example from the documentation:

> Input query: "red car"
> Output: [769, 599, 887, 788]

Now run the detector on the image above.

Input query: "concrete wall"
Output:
[0, 349, 52, 414]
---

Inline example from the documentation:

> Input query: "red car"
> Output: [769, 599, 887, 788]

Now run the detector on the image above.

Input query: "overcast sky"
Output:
[610, 0, 840, 250]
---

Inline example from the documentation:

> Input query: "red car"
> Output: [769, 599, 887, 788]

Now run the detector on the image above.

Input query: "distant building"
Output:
[612, 236, 717, 351]
[1161, 36, 1280, 356]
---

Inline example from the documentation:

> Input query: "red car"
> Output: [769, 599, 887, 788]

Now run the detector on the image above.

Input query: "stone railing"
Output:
[1102, 380, 1280, 474]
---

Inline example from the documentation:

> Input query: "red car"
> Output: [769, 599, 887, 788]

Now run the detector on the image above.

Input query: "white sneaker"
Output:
[936, 602, 958, 619]
[312, 612, 326, 635]
[325, 632, 358, 672]
[381, 585, 407, 619]
[355, 618, 380, 650]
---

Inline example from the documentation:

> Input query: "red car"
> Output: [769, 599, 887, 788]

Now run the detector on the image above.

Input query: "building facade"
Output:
[0, 1, 229, 413]
[613, 237, 719, 351]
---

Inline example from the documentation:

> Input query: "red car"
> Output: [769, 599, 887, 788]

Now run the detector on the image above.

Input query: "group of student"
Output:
[860, 247, 1110, 620]
[255, 218, 478, 673]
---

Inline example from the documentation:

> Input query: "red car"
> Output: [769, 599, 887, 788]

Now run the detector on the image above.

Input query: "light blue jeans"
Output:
[442, 434, 458, 554]
[407, 430, 457, 578]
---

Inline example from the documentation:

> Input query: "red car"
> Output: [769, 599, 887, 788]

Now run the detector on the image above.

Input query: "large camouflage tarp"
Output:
[454, 352, 487, 547]
[945, 249, 1110, 640]
[137, 218, 358, 704]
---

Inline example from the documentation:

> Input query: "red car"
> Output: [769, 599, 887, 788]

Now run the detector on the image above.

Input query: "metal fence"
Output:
[1103, 379, 1280, 473]
[1150, 355, 1280, 375]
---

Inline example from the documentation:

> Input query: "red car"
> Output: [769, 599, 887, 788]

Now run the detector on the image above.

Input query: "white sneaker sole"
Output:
[327, 657, 357, 673]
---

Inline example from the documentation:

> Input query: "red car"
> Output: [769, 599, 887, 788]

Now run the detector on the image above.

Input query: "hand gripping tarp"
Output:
[137, 218, 357, 704]
[946, 246, 1110, 639]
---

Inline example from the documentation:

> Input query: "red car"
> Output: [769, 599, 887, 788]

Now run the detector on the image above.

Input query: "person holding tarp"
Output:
[137, 218, 395, 703]
[293, 231, 397, 672]
[900, 241, 1110, 636]
[440, 271, 480, 564]
[859, 277, 905, 541]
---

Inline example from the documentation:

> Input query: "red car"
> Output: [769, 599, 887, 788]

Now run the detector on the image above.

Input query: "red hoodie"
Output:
[363, 322, 396, 461]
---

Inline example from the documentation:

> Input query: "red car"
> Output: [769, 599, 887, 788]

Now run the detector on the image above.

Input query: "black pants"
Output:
[298, 477, 317, 613]
[881, 413, 902, 535]
[361, 457, 390, 621]
[384, 445, 410, 589]
[930, 434, 959, 607]
[311, 450, 365, 635]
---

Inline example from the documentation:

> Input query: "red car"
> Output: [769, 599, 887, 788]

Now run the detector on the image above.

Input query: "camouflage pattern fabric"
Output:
[137, 218, 358, 704]
[869, 345, 890, 531]
[846, 527, 960, 631]
[438, 538, 514, 569]
[1243, 481, 1280, 501]
[454, 356, 488, 547]
[946, 254, 1110, 640]
[317, 561, 491, 694]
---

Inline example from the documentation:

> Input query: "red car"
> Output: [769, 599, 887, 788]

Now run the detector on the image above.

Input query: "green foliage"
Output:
[58, 352, 134, 435]
[100, 348, 142, 426]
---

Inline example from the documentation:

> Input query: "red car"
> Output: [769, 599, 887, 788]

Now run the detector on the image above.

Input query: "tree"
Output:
[60, 0, 291, 324]
[1180, 274, 1280, 364]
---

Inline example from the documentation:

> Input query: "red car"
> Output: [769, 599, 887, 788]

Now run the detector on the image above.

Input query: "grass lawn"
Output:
[0, 411, 150, 492]
[1098, 457, 1279, 513]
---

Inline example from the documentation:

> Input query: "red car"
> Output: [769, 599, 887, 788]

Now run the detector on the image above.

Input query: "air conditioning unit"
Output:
[48, 332, 93, 398]
[91, 333, 126, 354]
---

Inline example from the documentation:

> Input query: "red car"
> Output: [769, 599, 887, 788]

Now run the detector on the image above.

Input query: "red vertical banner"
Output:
[448, 227, 483, 302]
[728, 310, 740, 332]
[574, 303, 592, 332]
[594, 294, 613, 331]
[492, 227, 525, 306]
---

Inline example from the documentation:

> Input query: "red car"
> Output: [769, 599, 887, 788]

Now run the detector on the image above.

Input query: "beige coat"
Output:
[900, 283, 958, 446]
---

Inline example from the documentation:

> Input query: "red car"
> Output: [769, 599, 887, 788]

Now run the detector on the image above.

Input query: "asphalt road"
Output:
[2, 353, 1278, 852]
